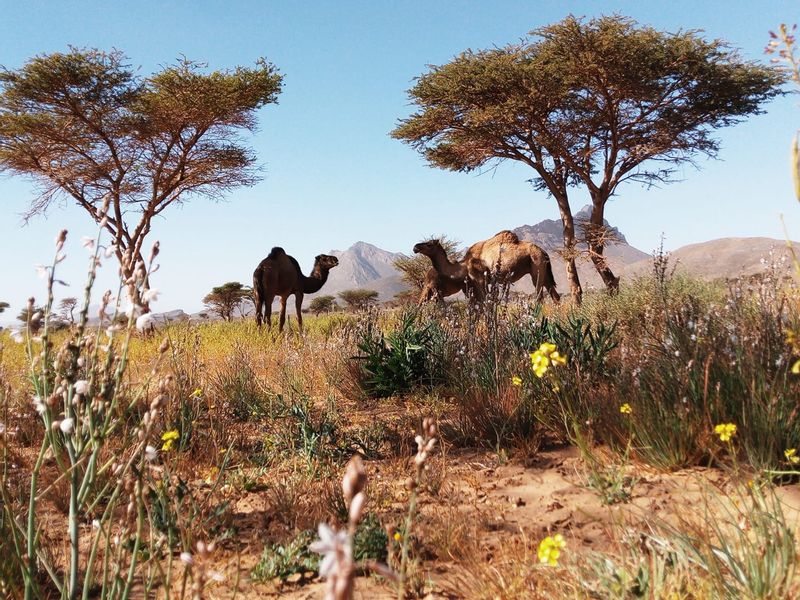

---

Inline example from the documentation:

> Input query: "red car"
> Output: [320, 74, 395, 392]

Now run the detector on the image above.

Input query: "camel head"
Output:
[413, 239, 444, 257]
[314, 254, 339, 271]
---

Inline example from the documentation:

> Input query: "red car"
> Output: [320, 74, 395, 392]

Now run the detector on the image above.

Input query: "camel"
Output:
[412, 240, 472, 304]
[253, 247, 339, 333]
[414, 231, 560, 304]
[465, 230, 560, 303]
[418, 267, 467, 304]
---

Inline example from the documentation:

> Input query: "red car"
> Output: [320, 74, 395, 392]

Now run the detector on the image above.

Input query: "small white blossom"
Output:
[145, 445, 158, 462]
[104, 244, 117, 258]
[59, 418, 74, 434]
[35, 264, 48, 278]
[136, 313, 155, 332]
[310, 523, 350, 579]
[142, 288, 160, 303]
[33, 396, 46, 414]
[180, 552, 194, 565]
[81, 237, 95, 250]
[74, 380, 89, 395]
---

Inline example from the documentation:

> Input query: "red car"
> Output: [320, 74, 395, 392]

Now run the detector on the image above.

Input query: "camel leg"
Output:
[255, 299, 263, 327]
[295, 293, 304, 334]
[264, 294, 275, 330]
[279, 296, 288, 332]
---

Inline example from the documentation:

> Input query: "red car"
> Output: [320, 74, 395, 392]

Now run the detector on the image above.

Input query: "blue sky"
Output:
[0, 1, 798, 321]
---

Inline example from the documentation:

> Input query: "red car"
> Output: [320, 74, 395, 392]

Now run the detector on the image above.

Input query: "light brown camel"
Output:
[465, 231, 560, 303]
[413, 240, 473, 303]
[253, 247, 339, 333]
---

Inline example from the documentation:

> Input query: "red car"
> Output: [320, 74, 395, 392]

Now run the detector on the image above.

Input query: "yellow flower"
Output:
[714, 423, 737, 442]
[393, 531, 402, 542]
[785, 448, 800, 464]
[537, 533, 566, 567]
[792, 359, 800, 375]
[620, 403, 632, 415]
[511, 375, 523, 386]
[529, 343, 567, 378]
[161, 429, 179, 451]
[191, 388, 203, 398]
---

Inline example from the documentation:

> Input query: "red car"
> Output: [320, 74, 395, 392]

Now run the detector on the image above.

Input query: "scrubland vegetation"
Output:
[2, 235, 800, 599]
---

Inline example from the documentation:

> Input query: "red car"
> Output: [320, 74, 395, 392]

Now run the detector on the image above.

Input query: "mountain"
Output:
[511, 205, 650, 292]
[324, 241, 408, 301]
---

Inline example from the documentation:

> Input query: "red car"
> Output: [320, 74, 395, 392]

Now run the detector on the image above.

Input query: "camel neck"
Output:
[302, 263, 329, 293]
[429, 249, 464, 278]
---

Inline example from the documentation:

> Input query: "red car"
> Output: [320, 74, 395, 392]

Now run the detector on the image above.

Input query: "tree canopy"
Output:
[203, 281, 252, 321]
[392, 14, 784, 300]
[308, 295, 337, 315]
[338, 289, 379, 311]
[0, 48, 282, 306]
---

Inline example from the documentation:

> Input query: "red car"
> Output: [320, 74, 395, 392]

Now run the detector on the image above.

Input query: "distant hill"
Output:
[621, 237, 800, 281]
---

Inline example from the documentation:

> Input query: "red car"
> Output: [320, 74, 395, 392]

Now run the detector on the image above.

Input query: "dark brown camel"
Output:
[417, 268, 467, 304]
[413, 240, 472, 303]
[253, 247, 339, 333]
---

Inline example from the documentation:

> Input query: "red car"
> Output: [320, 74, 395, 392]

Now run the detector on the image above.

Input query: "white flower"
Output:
[81, 236, 96, 250]
[145, 445, 158, 462]
[35, 264, 48, 278]
[0, 422, 5, 435]
[136, 313, 155, 332]
[104, 244, 117, 258]
[33, 396, 46, 414]
[310, 523, 350, 579]
[180, 552, 194, 565]
[55, 253, 66, 264]
[74, 380, 89, 395]
[142, 288, 160, 303]
[59, 418, 74, 434]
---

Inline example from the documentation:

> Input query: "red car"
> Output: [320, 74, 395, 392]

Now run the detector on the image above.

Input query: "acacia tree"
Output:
[392, 15, 783, 301]
[309, 295, 337, 315]
[58, 297, 78, 324]
[0, 49, 282, 309]
[338, 289, 379, 311]
[203, 281, 252, 321]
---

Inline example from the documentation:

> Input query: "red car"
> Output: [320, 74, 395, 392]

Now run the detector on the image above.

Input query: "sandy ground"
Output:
[182, 445, 800, 599]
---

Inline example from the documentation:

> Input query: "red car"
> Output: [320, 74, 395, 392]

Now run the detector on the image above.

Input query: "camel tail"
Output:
[543, 253, 560, 303]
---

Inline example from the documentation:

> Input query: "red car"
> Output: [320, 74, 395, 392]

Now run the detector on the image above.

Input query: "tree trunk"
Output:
[555, 197, 583, 305]
[587, 198, 620, 293]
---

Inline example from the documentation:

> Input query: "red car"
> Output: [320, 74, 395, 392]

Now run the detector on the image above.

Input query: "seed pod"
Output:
[342, 455, 367, 502]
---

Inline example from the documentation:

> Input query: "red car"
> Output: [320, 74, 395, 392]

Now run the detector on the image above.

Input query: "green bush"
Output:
[351, 310, 440, 398]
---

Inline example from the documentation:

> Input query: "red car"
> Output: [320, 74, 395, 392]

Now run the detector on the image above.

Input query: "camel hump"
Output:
[492, 230, 520, 244]
[268, 247, 286, 260]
